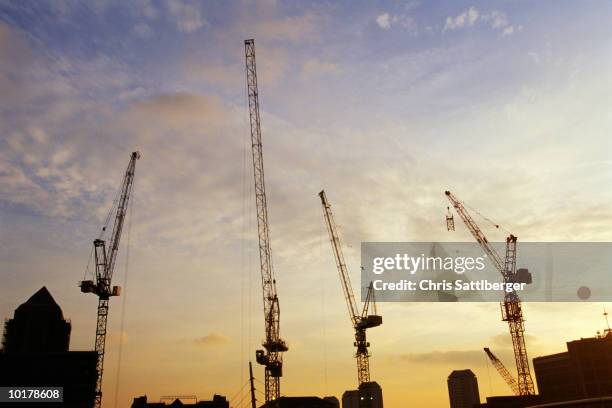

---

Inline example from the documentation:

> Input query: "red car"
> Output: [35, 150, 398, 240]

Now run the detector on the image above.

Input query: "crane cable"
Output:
[228, 379, 250, 407]
[240, 63, 255, 388]
[99, 178, 123, 240]
[319, 213, 328, 394]
[83, 172, 124, 281]
[112, 175, 135, 407]
[459, 198, 512, 235]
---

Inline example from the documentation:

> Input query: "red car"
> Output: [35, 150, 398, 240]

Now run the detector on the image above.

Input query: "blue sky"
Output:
[0, 1, 611, 407]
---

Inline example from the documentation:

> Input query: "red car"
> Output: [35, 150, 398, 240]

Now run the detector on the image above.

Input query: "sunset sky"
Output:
[0, 1, 611, 407]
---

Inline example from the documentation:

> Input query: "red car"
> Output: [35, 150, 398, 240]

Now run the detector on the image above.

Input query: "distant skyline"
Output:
[0, 1, 611, 407]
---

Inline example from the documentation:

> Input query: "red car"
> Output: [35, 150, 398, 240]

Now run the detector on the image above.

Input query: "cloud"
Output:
[0, 23, 30, 65]
[400, 349, 483, 365]
[481, 10, 518, 36]
[128, 92, 228, 126]
[444, 7, 519, 36]
[443, 6, 479, 32]
[376, 12, 417, 32]
[490, 332, 538, 348]
[483, 10, 508, 29]
[376, 13, 391, 30]
[502, 26, 514, 36]
[0, 23, 32, 104]
[167, 0, 205, 33]
[195, 332, 231, 347]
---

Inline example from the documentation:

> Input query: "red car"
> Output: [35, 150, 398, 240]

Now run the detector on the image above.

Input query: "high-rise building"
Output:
[342, 389, 360, 408]
[533, 331, 612, 402]
[2, 286, 71, 352]
[342, 382, 383, 408]
[448, 369, 480, 408]
[0, 287, 97, 408]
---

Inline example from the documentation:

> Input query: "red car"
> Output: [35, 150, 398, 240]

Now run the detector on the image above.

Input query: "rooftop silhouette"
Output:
[2, 286, 71, 353]
[0, 287, 97, 408]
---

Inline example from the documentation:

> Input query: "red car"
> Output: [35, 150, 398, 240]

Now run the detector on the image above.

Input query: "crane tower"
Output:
[244, 38, 288, 403]
[445, 191, 535, 395]
[79, 151, 140, 408]
[319, 190, 382, 402]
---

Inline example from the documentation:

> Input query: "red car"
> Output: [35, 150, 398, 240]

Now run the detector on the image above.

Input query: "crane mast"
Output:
[245, 38, 288, 403]
[484, 347, 519, 395]
[445, 191, 535, 395]
[319, 190, 382, 391]
[80, 151, 140, 408]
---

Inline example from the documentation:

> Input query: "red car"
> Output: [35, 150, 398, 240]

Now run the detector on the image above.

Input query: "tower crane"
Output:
[244, 39, 288, 403]
[445, 190, 535, 395]
[79, 151, 140, 408]
[484, 347, 519, 395]
[319, 190, 382, 402]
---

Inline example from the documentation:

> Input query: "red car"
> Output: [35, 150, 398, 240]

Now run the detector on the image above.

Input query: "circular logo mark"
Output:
[577, 286, 591, 300]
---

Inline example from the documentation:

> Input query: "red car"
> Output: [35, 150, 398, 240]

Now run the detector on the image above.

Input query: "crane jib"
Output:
[245, 38, 287, 403]
[80, 151, 140, 408]
[445, 190, 535, 395]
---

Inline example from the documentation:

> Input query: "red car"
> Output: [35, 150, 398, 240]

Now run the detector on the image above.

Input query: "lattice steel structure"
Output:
[80, 151, 140, 408]
[319, 190, 382, 404]
[445, 190, 535, 395]
[484, 347, 519, 395]
[244, 39, 288, 403]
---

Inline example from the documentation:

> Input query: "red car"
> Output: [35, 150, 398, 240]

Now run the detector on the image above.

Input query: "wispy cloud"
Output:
[195, 332, 231, 347]
[376, 11, 417, 32]
[400, 349, 483, 365]
[0, 2, 609, 405]
[376, 13, 391, 30]
[443, 6, 479, 31]
[444, 7, 519, 36]
[167, 0, 205, 33]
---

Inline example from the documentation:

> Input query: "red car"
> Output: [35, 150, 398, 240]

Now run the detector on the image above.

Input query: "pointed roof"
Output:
[25, 287, 59, 307]
[14, 286, 64, 320]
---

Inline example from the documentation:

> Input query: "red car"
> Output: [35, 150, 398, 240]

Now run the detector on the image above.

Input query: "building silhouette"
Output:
[448, 369, 480, 408]
[260, 396, 338, 408]
[476, 395, 539, 408]
[342, 389, 359, 408]
[2, 286, 71, 352]
[342, 382, 383, 408]
[533, 331, 612, 402]
[323, 396, 340, 407]
[0, 287, 97, 408]
[131, 395, 229, 407]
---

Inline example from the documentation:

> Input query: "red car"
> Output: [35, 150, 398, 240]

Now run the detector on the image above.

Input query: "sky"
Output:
[0, 0, 611, 407]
